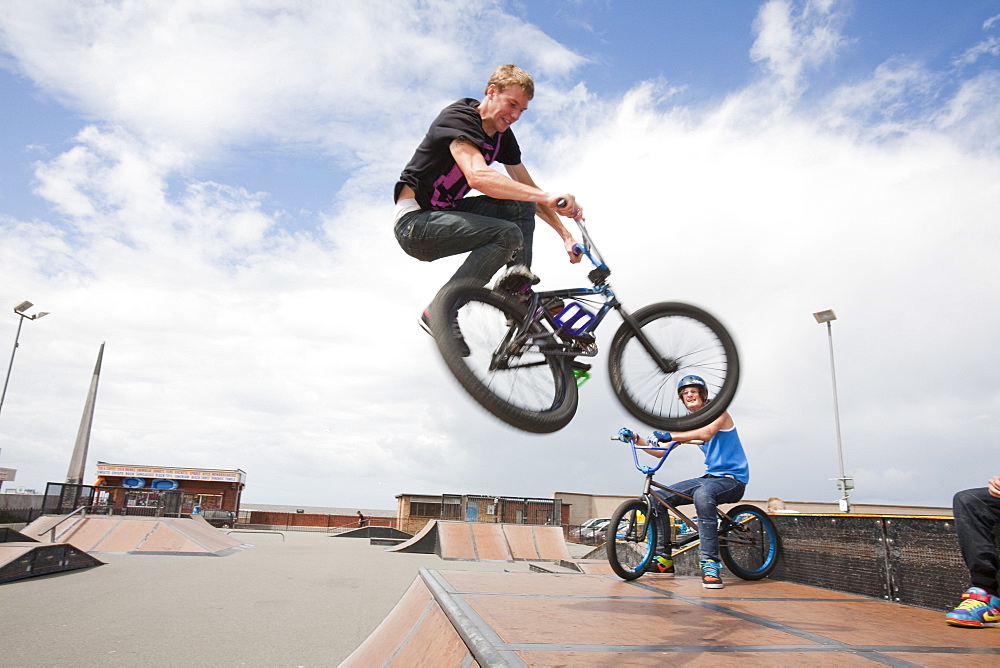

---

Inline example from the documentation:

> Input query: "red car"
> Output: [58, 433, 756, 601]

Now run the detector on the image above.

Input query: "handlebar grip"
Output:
[572, 243, 584, 256]
[556, 197, 567, 208]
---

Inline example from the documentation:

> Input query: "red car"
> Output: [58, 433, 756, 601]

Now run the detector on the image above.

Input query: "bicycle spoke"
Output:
[431, 284, 578, 433]
[610, 303, 739, 431]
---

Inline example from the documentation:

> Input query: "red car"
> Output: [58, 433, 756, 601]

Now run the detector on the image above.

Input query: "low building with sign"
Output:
[94, 462, 246, 515]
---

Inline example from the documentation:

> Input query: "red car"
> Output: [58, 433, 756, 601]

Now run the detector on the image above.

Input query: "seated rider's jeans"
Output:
[651, 474, 746, 561]
[953, 487, 1000, 595]
[394, 196, 536, 287]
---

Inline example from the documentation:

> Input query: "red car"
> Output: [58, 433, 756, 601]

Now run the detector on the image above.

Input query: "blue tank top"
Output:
[700, 427, 749, 483]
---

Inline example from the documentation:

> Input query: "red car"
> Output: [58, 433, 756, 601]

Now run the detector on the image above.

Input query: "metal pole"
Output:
[0, 315, 26, 418]
[825, 321, 849, 512]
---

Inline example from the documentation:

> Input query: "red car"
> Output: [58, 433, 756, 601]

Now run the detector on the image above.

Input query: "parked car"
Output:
[199, 509, 237, 528]
[595, 518, 630, 542]
[579, 518, 619, 542]
[570, 517, 609, 541]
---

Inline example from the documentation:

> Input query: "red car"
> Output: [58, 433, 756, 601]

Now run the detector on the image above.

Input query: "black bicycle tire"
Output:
[718, 504, 780, 580]
[608, 301, 740, 431]
[606, 498, 656, 580]
[429, 281, 578, 434]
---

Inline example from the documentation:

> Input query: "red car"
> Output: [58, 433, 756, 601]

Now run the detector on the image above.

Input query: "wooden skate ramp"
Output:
[22, 515, 250, 556]
[386, 521, 571, 562]
[341, 568, 1000, 666]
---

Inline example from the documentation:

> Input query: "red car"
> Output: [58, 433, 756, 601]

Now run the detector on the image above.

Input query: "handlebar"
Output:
[611, 432, 703, 475]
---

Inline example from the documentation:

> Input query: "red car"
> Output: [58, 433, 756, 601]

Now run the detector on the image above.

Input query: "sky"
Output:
[1, 0, 998, 511]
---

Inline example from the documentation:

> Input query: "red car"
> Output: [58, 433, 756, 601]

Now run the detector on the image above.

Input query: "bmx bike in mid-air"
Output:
[427, 208, 740, 433]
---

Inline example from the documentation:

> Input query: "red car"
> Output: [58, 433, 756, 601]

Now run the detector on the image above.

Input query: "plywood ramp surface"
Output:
[20, 516, 249, 556]
[342, 569, 1000, 667]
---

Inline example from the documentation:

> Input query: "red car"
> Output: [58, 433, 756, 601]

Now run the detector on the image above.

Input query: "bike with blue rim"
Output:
[606, 428, 780, 581]
[428, 204, 740, 434]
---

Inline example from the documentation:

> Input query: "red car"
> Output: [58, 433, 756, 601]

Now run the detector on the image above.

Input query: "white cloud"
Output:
[1, 0, 998, 510]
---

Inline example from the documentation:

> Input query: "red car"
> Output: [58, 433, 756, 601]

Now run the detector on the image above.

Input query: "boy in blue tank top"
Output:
[624, 375, 749, 589]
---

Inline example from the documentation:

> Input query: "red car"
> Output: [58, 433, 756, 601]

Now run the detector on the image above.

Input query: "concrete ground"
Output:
[4, 530, 590, 666]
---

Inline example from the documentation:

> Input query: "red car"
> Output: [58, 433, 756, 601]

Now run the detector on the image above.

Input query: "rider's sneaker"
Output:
[945, 587, 1000, 628]
[494, 264, 540, 296]
[419, 309, 433, 336]
[700, 558, 724, 589]
[418, 308, 469, 357]
[646, 555, 675, 577]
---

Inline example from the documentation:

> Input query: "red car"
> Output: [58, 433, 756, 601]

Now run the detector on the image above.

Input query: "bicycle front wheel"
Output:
[719, 504, 779, 580]
[429, 282, 578, 434]
[606, 498, 657, 580]
[608, 302, 739, 431]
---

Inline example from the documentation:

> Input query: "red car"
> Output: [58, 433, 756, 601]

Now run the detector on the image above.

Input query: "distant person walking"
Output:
[357, 511, 366, 528]
[947, 476, 1000, 627]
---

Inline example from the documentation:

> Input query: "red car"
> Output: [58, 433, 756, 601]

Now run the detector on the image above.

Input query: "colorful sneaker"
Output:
[418, 308, 469, 357]
[646, 555, 675, 577]
[945, 587, 1000, 628]
[700, 558, 724, 589]
[494, 264, 540, 296]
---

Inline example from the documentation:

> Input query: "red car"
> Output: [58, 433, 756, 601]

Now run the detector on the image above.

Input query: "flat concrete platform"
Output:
[344, 569, 1000, 667]
[4, 530, 997, 666]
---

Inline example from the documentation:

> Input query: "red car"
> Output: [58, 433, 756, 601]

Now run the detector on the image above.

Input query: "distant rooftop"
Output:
[239, 502, 395, 516]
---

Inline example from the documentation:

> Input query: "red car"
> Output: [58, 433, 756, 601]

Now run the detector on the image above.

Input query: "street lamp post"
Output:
[812, 309, 853, 512]
[0, 301, 51, 418]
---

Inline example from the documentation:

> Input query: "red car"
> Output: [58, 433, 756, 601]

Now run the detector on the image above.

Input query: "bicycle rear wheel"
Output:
[606, 498, 656, 580]
[718, 504, 779, 580]
[429, 281, 578, 434]
[608, 302, 739, 431]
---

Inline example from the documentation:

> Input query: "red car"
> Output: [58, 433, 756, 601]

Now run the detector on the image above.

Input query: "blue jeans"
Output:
[953, 487, 1000, 595]
[652, 475, 746, 561]
[394, 196, 536, 287]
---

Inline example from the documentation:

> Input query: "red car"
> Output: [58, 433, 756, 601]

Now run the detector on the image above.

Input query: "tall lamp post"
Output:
[812, 309, 853, 512]
[0, 301, 51, 419]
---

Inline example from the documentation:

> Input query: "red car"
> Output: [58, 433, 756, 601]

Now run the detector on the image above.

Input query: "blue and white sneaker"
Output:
[700, 558, 724, 589]
[945, 587, 1000, 628]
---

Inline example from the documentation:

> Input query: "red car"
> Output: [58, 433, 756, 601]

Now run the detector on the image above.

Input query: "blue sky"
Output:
[1, 0, 999, 511]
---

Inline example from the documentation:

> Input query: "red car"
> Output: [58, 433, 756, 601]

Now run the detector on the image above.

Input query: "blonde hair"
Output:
[486, 64, 534, 100]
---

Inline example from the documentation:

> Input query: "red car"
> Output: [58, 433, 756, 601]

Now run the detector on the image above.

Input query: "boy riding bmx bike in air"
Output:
[393, 64, 583, 352]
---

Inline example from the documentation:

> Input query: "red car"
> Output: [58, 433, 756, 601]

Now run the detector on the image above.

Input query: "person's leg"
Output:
[947, 486, 1000, 627]
[453, 196, 536, 270]
[394, 205, 523, 287]
[953, 487, 1000, 595]
[691, 477, 746, 562]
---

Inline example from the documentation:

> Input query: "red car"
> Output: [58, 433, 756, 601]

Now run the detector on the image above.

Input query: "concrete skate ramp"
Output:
[342, 568, 1000, 666]
[22, 515, 250, 556]
[386, 520, 571, 562]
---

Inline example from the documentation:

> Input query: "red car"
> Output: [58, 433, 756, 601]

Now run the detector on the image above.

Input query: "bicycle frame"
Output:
[502, 218, 675, 372]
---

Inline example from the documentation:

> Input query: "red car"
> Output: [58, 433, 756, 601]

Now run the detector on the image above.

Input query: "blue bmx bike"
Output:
[428, 212, 740, 433]
[606, 430, 779, 581]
